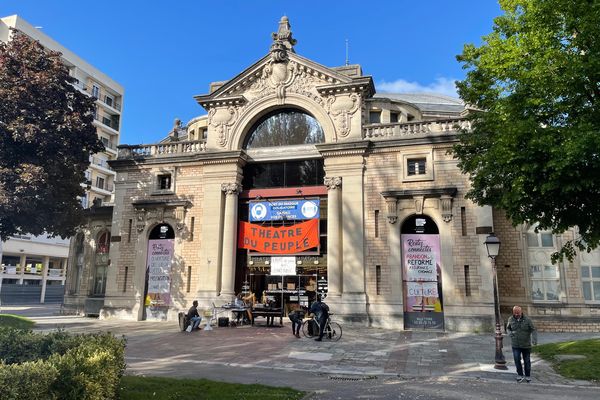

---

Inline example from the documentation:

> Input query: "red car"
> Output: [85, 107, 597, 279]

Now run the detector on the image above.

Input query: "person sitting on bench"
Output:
[187, 300, 202, 331]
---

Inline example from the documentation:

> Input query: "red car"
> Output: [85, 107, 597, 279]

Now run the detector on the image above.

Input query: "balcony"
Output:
[117, 140, 207, 159]
[91, 181, 114, 195]
[89, 156, 115, 175]
[363, 118, 471, 140]
[73, 81, 122, 111]
[94, 110, 120, 133]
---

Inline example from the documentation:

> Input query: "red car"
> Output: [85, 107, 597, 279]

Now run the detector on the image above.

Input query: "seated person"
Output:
[242, 291, 256, 322]
[288, 304, 305, 338]
[187, 300, 202, 331]
[233, 293, 248, 324]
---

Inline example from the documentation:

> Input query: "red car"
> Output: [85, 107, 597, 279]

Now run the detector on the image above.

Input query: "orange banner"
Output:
[237, 219, 319, 254]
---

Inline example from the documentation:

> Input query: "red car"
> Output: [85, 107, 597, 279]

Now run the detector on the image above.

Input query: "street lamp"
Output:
[484, 232, 507, 370]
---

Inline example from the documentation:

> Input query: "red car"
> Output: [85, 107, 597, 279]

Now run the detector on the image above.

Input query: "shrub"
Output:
[0, 328, 126, 400]
[0, 359, 58, 400]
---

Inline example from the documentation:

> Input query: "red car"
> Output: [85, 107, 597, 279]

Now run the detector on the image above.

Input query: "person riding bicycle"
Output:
[309, 299, 329, 341]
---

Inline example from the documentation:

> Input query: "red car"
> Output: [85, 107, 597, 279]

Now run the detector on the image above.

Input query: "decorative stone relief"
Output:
[175, 206, 187, 231]
[326, 93, 360, 138]
[147, 207, 165, 223]
[414, 196, 425, 215]
[324, 176, 342, 190]
[385, 197, 398, 224]
[221, 182, 242, 196]
[135, 208, 146, 233]
[209, 106, 238, 148]
[440, 195, 453, 222]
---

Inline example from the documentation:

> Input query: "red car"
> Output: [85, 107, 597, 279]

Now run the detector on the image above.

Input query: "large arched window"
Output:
[244, 109, 324, 149]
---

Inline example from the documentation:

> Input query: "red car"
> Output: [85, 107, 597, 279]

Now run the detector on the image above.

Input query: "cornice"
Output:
[316, 140, 371, 158]
[380, 187, 458, 199]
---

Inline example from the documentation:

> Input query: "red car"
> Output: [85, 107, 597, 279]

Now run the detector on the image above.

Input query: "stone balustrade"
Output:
[363, 118, 471, 139]
[117, 140, 207, 159]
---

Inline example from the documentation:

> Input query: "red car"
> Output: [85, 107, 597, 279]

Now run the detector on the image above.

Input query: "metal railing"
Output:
[93, 182, 114, 192]
[118, 140, 207, 159]
[90, 156, 112, 170]
[363, 118, 471, 139]
[73, 81, 122, 111]
[94, 110, 120, 131]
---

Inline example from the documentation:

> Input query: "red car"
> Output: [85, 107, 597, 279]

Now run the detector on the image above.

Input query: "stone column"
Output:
[220, 182, 241, 298]
[325, 176, 342, 298]
[40, 256, 50, 303]
[19, 253, 26, 284]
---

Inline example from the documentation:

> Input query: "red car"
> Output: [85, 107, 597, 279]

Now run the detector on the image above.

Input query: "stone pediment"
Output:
[193, 16, 375, 149]
[195, 52, 372, 110]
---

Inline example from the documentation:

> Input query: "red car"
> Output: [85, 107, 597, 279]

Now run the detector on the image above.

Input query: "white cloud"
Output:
[377, 77, 459, 97]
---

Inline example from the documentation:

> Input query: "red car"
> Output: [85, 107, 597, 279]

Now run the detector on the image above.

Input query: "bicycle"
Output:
[301, 313, 342, 341]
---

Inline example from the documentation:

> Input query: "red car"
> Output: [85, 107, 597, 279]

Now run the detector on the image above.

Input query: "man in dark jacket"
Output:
[187, 300, 202, 331]
[309, 300, 329, 341]
[506, 305, 537, 382]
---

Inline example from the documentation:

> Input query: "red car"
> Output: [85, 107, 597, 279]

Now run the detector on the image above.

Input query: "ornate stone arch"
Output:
[229, 93, 337, 151]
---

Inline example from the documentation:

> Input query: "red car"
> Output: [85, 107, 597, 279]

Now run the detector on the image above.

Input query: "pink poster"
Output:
[146, 239, 174, 307]
[402, 234, 444, 329]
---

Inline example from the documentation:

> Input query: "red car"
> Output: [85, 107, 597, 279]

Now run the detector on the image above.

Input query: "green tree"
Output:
[0, 30, 103, 239]
[454, 0, 600, 261]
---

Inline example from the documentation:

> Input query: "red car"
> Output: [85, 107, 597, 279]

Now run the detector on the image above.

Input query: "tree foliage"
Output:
[454, 0, 600, 261]
[0, 30, 103, 239]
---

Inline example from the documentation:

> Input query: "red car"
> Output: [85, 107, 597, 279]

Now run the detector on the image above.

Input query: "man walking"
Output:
[506, 305, 537, 382]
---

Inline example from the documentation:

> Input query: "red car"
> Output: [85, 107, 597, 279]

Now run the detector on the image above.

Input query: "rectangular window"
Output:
[187, 266, 192, 293]
[128, 219, 132, 243]
[157, 174, 172, 190]
[581, 265, 600, 301]
[104, 94, 114, 108]
[96, 177, 105, 190]
[190, 216, 195, 241]
[123, 266, 128, 292]
[527, 231, 554, 247]
[407, 158, 427, 176]
[461, 207, 467, 236]
[369, 111, 381, 124]
[376, 265, 381, 295]
[464, 265, 471, 296]
[390, 112, 399, 123]
[374, 210, 379, 238]
[91, 84, 100, 98]
[531, 264, 560, 301]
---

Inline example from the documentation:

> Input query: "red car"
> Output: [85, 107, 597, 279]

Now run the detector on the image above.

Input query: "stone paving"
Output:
[3, 304, 599, 388]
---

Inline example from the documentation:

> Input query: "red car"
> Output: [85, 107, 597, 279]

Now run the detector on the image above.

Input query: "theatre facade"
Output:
[63, 18, 600, 332]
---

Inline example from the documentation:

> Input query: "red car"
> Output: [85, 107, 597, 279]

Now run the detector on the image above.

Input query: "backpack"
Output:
[321, 302, 329, 313]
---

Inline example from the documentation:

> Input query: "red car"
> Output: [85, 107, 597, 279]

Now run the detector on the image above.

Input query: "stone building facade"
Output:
[64, 17, 600, 332]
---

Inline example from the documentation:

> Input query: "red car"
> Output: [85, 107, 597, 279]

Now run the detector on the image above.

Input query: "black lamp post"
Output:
[484, 232, 507, 370]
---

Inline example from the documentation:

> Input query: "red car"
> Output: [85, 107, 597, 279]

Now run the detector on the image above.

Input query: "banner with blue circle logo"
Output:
[249, 199, 320, 222]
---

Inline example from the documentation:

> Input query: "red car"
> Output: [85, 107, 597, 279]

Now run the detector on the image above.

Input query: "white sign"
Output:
[270, 256, 296, 275]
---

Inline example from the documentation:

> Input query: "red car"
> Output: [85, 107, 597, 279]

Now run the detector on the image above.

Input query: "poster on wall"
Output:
[402, 233, 444, 330]
[146, 239, 174, 320]
[271, 256, 297, 275]
[249, 199, 320, 221]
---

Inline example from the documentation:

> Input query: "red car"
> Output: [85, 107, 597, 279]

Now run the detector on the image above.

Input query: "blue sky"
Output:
[2, 1, 502, 144]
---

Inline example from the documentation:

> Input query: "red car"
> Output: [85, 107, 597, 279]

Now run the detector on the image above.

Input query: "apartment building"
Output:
[0, 15, 124, 304]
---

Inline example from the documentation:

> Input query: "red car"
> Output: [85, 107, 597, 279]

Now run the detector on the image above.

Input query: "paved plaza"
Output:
[3, 304, 600, 399]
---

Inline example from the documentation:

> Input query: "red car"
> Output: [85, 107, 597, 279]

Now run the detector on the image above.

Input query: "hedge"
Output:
[0, 327, 126, 400]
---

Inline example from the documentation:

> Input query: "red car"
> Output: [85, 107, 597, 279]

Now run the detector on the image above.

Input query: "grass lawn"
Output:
[0, 314, 35, 329]
[535, 338, 600, 382]
[120, 375, 305, 400]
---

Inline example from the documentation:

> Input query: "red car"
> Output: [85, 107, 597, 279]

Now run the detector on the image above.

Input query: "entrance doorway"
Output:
[143, 223, 175, 321]
[401, 215, 444, 330]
